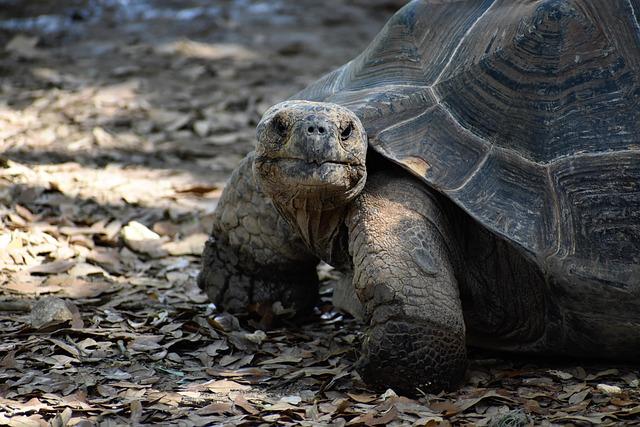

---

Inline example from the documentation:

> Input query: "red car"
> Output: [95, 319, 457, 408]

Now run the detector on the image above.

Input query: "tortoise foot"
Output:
[357, 319, 467, 396]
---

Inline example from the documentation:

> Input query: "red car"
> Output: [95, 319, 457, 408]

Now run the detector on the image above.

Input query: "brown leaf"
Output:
[0, 351, 17, 369]
[346, 393, 378, 404]
[258, 355, 303, 365]
[233, 394, 259, 415]
[196, 402, 236, 415]
[610, 397, 637, 407]
[348, 407, 398, 426]
[568, 388, 591, 405]
[162, 233, 208, 256]
[121, 221, 168, 257]
[585, 369, 620, 381]
[174, 183, 219, 195]
[522, 399, 547, 415]
[87, 248, 123, 273]
[206, 380, 251, 393]
[264, 402, 301, 412]
[130, 400, 143, 424]
[67, 262, 106, 278]
[5, 273, 54, 295]
[28, 260, 76, 275]
[43, 275, 113, 299]
[50, 407, 73, 427]
[14, 204, 35, 222]
[127, 335, 164, 352]
[369, 407, 399, 426]
[551, 414, 607, 424]
[430, 391, 517, 417]
[48, 338, 81, 358]
[6, 35, 41, 59]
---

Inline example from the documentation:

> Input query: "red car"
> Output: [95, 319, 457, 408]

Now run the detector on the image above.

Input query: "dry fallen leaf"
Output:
[207, 380, 251, 393]
[162, 233, 208, 256]
[233, 394, 259, 415]
[6, 35, 41, 59]
[28, 260, 76, 275]
[121, 221, 168, 257]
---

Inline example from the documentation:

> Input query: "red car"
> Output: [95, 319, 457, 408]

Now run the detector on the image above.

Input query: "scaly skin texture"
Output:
[348, 170, 467, 395]
[198, 153, 319, 313]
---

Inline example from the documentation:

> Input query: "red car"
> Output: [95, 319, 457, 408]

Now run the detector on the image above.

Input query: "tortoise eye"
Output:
[341, 123, 353, 140]
[272, 116, 288, 137]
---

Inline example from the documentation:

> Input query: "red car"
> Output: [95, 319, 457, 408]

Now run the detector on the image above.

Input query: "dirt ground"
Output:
[1, 1, 640, 426]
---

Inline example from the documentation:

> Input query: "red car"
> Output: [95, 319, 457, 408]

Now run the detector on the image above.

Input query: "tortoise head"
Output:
[254, 100, 368, 211]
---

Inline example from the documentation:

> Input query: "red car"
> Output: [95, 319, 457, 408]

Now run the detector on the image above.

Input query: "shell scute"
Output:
[295, 0, 640, 283]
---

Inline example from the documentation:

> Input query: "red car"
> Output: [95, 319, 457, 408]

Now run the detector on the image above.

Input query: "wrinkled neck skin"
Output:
[284, 201, 348, 265]
[258, 171, 367, 265]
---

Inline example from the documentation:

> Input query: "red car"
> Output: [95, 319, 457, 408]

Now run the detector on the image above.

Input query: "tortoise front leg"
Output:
[348, 171, 467, 395]
[198, 153, 319, 314]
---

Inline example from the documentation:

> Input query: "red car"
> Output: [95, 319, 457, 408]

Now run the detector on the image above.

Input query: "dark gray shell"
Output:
[296, 0, 640, 286]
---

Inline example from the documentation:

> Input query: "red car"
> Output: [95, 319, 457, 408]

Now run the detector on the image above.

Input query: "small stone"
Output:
[30, 296, 82, 329]
[597, 384, 623, 395]
[243, 330, 267, 345]
[193, 120, 211, 137]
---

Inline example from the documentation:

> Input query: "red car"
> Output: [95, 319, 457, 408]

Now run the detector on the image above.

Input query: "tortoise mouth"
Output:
[254, 155, 367, 206]
[277, 157, 362, 168]
[257, 157, 364, 187]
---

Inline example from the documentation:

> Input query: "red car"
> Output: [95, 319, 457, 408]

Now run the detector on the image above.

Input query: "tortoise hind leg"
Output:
[198, 153, 319, 314]
[348, 170, 467, 395]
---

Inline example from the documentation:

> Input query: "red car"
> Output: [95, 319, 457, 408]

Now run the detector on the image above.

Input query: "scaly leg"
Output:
[348, 170, 467, 395]
[198, 153, 319, 314]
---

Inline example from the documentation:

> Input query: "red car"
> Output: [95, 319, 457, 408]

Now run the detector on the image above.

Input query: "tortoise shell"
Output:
[295, 0, 640, 286]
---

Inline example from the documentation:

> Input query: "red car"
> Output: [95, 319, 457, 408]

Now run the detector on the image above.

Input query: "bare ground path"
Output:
[1, 1, 639, 425]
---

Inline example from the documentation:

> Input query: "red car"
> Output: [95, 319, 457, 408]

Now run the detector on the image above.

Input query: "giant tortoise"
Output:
[199, 0, 640, 393]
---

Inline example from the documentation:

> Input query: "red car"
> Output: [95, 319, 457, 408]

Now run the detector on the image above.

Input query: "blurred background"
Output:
[0, 0, 405, 294]
[0, 0, 403, 183]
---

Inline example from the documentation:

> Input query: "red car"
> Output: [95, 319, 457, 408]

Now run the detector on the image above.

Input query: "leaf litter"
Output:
[1, 0, 640, 425]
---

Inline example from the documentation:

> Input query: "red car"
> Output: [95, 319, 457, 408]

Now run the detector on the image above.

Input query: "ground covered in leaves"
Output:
[1, 1, 640, 426]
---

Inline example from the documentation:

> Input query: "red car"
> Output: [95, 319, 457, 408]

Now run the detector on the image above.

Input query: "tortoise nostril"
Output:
[307, 126, 315, 133]
[318, 126, 326, 134]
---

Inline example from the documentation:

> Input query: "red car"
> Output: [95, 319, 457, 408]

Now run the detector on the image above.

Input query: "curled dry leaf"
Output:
[121, 221, 168, 258]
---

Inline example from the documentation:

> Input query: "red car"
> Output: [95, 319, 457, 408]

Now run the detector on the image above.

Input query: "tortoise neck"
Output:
[273, 200, 348, 265]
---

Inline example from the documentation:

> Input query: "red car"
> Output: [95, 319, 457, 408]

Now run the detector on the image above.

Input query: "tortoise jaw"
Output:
[276, 156, 362, 168]
[253, 155, 367, 210]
